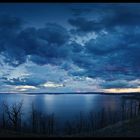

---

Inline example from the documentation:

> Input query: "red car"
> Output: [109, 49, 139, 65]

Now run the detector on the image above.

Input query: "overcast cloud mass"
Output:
[0, 3, 140, 93]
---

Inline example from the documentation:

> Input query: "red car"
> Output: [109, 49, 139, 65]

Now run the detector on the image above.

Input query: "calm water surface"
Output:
[0, 93, 124, 123]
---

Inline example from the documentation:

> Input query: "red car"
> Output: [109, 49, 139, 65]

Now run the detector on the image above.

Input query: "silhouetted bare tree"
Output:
[30, 102, 37, 133]
[2, 100, 23, 131]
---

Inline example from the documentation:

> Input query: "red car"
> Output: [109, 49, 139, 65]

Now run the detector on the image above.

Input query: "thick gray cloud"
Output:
[38, 23, 69, 46]
[70, 8, 93, 16]
[0, 16, 71, 66]
[68, 17, 103, 33]
[1, 4, 140, 92]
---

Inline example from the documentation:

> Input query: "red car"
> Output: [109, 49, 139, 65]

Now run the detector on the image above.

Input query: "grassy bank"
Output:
[1, 116, 140, 137]
[93, 116, 140, 137]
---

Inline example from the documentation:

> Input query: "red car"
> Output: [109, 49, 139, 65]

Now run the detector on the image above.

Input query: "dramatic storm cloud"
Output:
[0, 3, 140, 93]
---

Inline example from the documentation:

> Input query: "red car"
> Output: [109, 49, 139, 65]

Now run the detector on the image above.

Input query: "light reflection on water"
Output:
[0, 93, 123, 123]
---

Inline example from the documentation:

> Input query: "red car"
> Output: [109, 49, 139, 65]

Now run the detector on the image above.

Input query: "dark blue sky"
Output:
[0, 3, 140, 93]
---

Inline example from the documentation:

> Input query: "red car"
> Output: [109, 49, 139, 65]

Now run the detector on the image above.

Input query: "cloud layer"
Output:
[0, 4, 140, 92]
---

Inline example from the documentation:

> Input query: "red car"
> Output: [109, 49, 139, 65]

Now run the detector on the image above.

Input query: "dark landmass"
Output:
[1, 92, 140, 95]
[93, 116, 140, 137]
[1, 116, 140, 137]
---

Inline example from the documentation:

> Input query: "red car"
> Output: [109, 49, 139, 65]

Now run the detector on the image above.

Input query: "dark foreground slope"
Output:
[69, 116, 140, 137]
[94, 116, 140, 137]
[1, 116, 140, 137]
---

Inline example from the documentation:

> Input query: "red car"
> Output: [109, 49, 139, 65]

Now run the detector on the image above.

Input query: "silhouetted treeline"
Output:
[0, 96, 140, 136]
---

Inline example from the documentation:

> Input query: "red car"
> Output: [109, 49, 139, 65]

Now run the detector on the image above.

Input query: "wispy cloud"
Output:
[41, 82, 64, 88]
[14, 85, 38, 92]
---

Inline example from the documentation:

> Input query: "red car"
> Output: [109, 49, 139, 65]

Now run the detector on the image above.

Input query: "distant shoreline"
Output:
[0, 92, 140, 96]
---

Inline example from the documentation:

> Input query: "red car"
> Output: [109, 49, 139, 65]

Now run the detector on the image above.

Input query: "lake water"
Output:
[0, 93, 124, 124]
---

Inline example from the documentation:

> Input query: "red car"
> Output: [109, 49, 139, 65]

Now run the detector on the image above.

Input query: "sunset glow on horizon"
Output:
[104, 87, 140, 93]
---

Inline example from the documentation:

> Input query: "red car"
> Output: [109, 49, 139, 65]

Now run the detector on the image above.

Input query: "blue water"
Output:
[0, 93, 123, 124]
